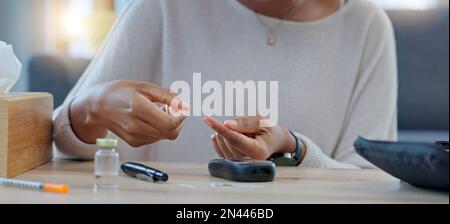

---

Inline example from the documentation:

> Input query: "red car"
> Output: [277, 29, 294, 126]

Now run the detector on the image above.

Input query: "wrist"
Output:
[299, 138, 307, 161]
[278, 128, 297, 154]
[282, 130, 307, 162]
[269, 129, 305, 166]
[69, 96, 108, 144]
[290, 132, 307, 162]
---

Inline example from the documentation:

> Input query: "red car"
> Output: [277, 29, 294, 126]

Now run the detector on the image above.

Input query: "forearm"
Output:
[53, 104, 99, 160]
[281, 128, 308, 162]
[295, 133, 360, 169]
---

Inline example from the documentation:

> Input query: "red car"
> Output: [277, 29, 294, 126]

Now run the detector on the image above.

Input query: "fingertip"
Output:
[224, 119, 238, 129]
[204, 117, 214, 128]
[181, 102, 190, 111]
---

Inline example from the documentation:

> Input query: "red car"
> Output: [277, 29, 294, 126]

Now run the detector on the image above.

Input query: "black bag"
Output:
[354, 137, 449, 191]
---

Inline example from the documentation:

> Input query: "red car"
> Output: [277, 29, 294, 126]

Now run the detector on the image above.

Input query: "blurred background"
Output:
[0, 0, 448, 142]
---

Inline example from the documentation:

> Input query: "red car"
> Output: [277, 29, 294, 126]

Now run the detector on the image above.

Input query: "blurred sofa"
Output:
[28, 55, 90, 109]
[28, 8, 449, 142]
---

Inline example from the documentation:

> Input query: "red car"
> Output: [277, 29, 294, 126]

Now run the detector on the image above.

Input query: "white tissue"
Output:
[0, 41, 22, 94]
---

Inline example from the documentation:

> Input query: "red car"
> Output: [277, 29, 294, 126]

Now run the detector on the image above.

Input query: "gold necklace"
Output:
[252, 0, 306, 45]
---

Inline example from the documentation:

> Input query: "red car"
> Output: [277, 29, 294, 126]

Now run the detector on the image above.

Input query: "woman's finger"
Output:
[133, 117, 182, 140]
[135, 81, 180, 108]
[224, 116, 263, 134]
[222, 137, 247, 159]
[133, 94, 185, 132]
[211, 134, 225, 158]
[204, 117, 250, 146]
[107, 121, 158, 148]
[217, 134, 243, 159]
[216, 134, 234, 159]
[204, 116, 259, 156]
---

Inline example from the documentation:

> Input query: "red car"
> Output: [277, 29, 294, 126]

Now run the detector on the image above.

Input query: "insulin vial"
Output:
[95, 138, 120, 189]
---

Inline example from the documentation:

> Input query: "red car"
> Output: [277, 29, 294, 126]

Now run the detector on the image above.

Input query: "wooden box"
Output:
[0, 93, 53, 178]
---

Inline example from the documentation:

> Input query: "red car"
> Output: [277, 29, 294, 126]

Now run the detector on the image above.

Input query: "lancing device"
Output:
[121, 162, 169, 182]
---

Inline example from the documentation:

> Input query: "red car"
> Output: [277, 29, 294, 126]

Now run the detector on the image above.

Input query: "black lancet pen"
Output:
[121, 162, 169, 182]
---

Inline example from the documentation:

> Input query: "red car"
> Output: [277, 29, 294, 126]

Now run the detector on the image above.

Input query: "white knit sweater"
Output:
[53, 0, 398, 168]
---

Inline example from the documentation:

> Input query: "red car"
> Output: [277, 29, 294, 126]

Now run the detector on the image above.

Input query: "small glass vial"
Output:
[94, 138, 120, 189]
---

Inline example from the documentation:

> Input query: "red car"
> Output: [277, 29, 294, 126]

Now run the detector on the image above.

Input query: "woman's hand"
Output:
[204, 116, 303, 161]
[70, 80, 188, 147]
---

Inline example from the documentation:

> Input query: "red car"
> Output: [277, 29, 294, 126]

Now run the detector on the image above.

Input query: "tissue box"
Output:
[0, 93, 53, 178]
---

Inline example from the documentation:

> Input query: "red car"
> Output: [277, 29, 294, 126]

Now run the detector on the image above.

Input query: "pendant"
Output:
[267, 33, 276, 46]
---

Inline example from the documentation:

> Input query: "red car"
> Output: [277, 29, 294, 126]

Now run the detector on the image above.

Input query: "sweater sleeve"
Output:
[298, 7, 398, 169]
[53, 0, 163, 160]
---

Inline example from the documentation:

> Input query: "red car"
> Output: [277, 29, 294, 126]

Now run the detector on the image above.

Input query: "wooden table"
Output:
[0, 160, 448, 204]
